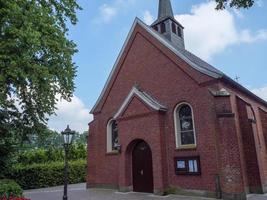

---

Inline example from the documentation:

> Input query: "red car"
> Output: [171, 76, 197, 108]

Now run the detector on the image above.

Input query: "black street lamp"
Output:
[61, 125, 75, 200]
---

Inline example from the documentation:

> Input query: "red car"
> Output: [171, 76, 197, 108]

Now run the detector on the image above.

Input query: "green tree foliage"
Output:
[0, 0, 81, 178]
[215, 0, 254, 9]
[0, 0, 81, 135]
[20, 129, 88, 149]
[74, 131, 88, 144]
[23, 129, 63, 148]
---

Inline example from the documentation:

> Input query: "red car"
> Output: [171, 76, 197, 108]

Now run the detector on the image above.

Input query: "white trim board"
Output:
[113, 86, 167, 119]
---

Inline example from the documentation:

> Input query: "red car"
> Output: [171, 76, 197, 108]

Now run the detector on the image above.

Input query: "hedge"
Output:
[9, 159, 86, 190]
[0, 179, 23, 198]
[17, 143, 87, 165]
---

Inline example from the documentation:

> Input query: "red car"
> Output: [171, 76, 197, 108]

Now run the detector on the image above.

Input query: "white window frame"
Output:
[174, 102, 197, 149]
[106, 119, 119, 153]
[107, 119, 116, 153]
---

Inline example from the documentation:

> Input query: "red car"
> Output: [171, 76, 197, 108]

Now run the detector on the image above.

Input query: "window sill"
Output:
[106, 150, 119, 155]
[175, 172, 201, 176]
[175, 145, 197, 151]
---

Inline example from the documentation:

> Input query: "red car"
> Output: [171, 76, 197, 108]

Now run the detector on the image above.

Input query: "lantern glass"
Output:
[63, 134, 69, 144]
[62, 125, 74, 145]
[68, 133, 73, 144]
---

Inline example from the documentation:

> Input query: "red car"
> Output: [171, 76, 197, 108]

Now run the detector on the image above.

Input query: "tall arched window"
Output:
[107, 119, 119, 152]
[174, 103, 196, 148]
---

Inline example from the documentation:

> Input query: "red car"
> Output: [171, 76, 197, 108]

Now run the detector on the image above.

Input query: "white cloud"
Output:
[143, 10, 154, 25]
[240, 29, 267, 43]
[251, 85, 267, 101]
[174, 1, 267, 60]
[95, 0, 136, 24]
[48, 95, 93, 133]
[99, 4, 117, 23]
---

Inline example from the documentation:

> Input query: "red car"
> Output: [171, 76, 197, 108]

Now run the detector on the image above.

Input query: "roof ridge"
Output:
[137, 87, 167, 110]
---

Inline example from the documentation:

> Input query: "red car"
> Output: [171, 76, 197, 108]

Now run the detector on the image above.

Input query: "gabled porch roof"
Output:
[114, 86, 167, 119]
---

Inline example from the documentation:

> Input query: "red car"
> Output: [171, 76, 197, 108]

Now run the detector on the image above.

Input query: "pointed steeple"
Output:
[158, 0, 174, 19]
[151, 0, 185, 49]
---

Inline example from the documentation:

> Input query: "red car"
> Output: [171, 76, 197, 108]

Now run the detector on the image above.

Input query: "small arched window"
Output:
[174, 103, 196, 148]
[172, 22, 176, 34]
[177, 26, 182, 37]
[160, 22, 166, 33]
[107, 119, 119, 152]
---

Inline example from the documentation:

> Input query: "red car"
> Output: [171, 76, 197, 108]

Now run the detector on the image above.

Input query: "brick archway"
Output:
[122, 139, 154, 192]
[132, 140, 154, 193]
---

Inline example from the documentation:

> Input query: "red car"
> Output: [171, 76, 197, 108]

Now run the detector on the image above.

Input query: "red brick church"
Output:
[87, 0, 267, 199]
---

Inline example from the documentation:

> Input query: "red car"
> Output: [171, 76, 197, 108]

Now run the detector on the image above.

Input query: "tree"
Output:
[74, 131, 88, 145]
[215, 0, 254, 9]
[23, 129, 62, 148]
[0, 0, 81, 177]
[0, 0, 81, 134]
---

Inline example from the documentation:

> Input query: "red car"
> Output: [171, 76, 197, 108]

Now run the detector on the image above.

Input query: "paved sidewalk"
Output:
[24, 183, 267, 200]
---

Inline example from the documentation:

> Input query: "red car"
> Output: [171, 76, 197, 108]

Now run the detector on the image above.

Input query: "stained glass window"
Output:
[175, 104, 196, 146]
[111, 120, 119, 151]
[107, 119, 119, 152]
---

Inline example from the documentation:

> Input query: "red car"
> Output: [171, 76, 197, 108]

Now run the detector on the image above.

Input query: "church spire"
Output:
[158, 0, 174, 19]
[151, 0, 185, 49]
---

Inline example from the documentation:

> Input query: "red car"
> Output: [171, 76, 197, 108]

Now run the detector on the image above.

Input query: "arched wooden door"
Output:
[132, 141, 154, 193]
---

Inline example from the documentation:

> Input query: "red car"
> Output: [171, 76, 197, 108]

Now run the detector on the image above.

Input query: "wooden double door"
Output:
[132, 141, 154, 193]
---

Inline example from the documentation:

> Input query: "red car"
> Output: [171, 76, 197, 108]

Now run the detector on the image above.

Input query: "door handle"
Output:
[140, 170, 144, 175]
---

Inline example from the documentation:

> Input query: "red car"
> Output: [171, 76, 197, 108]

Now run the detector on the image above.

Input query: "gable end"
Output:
[114, 86, 167, 119]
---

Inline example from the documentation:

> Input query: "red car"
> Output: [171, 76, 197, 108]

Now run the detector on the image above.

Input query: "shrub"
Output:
[9, 159, 87, 190]
[0, 179, 23, 198]
[17, 148, 49, 165]
[68, 143, 87, 160]
[16, 144, 86, 165]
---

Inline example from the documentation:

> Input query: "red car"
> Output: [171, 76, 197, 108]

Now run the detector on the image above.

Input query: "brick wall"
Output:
[87, 22, 267, 198]
[221, 81, 267, 193]
[236, 97, 262, 193]
[259, 109, 267, 153]
[87, 24, 220, 193]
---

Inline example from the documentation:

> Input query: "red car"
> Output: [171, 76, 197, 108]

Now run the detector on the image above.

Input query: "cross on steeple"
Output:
[235, 75, 240, 82]
[151, 0, 185, 49]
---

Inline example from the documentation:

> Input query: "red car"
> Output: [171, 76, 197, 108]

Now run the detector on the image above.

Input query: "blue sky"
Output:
[48, 0, 267, 133]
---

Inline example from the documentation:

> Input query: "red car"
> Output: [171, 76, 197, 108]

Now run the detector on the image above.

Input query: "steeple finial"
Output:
[158, 0, 174, 19]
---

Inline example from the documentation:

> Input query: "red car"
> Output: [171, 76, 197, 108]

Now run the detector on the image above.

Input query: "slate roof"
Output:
[143, 20, 224, 78]
[137, 87, 168, 111]
[151, 0, 183, 27]
[158, 0, 174, 19]
[151, 16, 184, 28]
[145, 21, 267, 107]
[178, 47, 224, 77]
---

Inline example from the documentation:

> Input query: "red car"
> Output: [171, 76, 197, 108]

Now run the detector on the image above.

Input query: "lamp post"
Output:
[61, 125, 75, 200]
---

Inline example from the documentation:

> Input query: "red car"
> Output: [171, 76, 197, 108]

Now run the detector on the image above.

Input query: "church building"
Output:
[87, 1, 267, 199]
